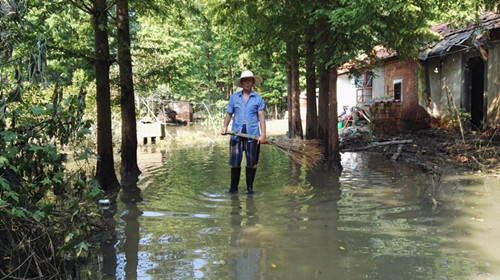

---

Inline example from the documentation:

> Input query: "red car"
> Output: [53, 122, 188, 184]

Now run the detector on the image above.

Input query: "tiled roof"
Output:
[419, 12, 500, 60]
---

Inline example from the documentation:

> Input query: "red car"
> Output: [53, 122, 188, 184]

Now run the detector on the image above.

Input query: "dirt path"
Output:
[266, 119, 290, 136]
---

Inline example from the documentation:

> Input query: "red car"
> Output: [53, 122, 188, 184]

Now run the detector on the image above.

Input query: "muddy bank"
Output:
[265, 119, 500, 174]
[340, 125, 500, 175]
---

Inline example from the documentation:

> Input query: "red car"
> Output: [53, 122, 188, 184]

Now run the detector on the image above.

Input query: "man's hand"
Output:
[221, 127, 227, 135]
[258, 135, 266, 144]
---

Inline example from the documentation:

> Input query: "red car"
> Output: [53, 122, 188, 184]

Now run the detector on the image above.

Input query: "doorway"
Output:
[465, 57, 485, 129]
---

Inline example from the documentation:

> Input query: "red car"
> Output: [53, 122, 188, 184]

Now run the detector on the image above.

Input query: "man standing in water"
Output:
[221, 70, 266, 194]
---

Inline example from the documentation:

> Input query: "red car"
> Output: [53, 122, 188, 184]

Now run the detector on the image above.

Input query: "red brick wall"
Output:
[369, 100, 402, 137]
[172, 102, 193, 123]
[384, 60, 419, 117]
[383, 60, 430, 131]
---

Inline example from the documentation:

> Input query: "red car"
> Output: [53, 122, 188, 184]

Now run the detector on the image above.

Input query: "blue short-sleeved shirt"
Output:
[226, 90, 265, 141]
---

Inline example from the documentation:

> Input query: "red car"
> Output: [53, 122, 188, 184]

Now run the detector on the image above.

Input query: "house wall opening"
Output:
[464, 56, 485, 130]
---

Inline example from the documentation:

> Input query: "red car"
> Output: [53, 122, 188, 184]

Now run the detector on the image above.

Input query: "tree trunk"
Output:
[318, 62, 329, 146]
[327, 68, 342, 172]
[305, 22, 318, 139]
[287, 41, 303, 139]
[117, 0, 141, 183]
[93, 0, 120, 191]
[286, 62, 292, 137]
[316, 5, 330, 149]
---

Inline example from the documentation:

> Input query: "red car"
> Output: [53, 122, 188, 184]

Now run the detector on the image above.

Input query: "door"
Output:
[465, 57, 485, 129]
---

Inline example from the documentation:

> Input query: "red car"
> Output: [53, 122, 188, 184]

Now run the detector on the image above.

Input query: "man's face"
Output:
[241, 77, 255, 90]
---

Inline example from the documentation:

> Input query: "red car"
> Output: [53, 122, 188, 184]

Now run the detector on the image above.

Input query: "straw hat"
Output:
[234, 70, 263, 88]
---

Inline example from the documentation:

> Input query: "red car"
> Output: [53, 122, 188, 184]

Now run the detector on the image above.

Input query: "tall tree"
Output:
[117, 0, 141, 182]
[80, 0, 120, 190]
[317, 63, 329, 146]
[305, 19, 318, 140]
[284, 0, 305, 139]
[327, 68, 341, 171]
[286, 39, 303, 139]
[315, 3, 332, 156]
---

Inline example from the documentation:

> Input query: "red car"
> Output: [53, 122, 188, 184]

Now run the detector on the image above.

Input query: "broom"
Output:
[226, 130, 325, 169]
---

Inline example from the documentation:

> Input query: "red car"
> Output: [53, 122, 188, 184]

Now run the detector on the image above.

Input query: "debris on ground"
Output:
[340, 124, 500, 174]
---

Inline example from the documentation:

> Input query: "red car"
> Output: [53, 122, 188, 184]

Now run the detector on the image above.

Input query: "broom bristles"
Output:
[267, 138, 325, 169]
[226, 131, 325, 169]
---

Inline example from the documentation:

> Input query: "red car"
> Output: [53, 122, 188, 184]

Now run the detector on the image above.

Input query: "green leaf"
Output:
[0, 177, 10, 190]
[41, 179, 51, 185]
[30, 106, 46, 116]
[76, 241, 89, 257]
[10, 207, 26, 218]
[0, 156, 9, 168]
[77, 128, 91, 137]
[0, 131, 19, 142]
[88, 184, 103, 199]
[77, 153, 88, 160]
[65, 232, 75, 243]
[5, 190, 19, 203]
[29, 144, 44, 152]
[32, 210, 46, 222]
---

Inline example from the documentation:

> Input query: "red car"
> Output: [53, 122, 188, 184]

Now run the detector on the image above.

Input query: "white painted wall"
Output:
[372, 67, 385, 99]
[337, 74, 357, 112]
[426, 52, 463, 117]
[486, 43, 500, 126]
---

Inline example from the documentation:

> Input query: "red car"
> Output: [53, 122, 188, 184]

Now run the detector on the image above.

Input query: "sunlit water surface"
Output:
[98, 144, 500, 280]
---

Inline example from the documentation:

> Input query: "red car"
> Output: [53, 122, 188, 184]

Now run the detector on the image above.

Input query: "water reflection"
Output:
[120, 189, 143, 279]
[97, 146, 500, 279]
[111, 178, 145, 280]
[228, 194, 264, 279]
[100, 192, 118, 280]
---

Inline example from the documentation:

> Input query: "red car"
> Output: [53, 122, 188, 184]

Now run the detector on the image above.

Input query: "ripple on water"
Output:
[106, 146, 500, 280]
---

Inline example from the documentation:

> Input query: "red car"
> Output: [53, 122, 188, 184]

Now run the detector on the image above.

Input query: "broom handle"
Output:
[226, 130, 259, 140]
[226, 131, 276, 146]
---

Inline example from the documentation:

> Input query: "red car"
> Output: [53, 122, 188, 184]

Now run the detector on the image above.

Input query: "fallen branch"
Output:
[341, 139, 413, 152]
[391, 144, 404, 161]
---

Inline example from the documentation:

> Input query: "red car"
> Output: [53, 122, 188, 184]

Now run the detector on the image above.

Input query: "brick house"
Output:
[349, 47, 430, 131]
[344, 12, 500, 131]
[419, 12, 500, 129]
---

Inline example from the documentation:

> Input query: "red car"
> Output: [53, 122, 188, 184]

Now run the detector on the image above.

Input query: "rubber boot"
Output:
[246, 167, 257, 194]
[228, 167, 241, 193]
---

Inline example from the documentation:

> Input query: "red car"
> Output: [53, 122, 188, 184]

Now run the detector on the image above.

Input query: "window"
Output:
[355, 71, 373, 103]
[393, 79, 403, 102]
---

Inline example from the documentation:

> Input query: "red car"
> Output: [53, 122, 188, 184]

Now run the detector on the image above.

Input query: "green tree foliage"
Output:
[27, 1, 94, 84]
[0, 84, 103, 278]
[206, 0, 306, 136]
[132, 1, 232, 104]
[1, 1, 104, 277]
[315, 0, 438, 70]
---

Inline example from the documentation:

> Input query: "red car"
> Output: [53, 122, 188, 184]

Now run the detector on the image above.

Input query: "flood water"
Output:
[98, 143, 500, 280]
